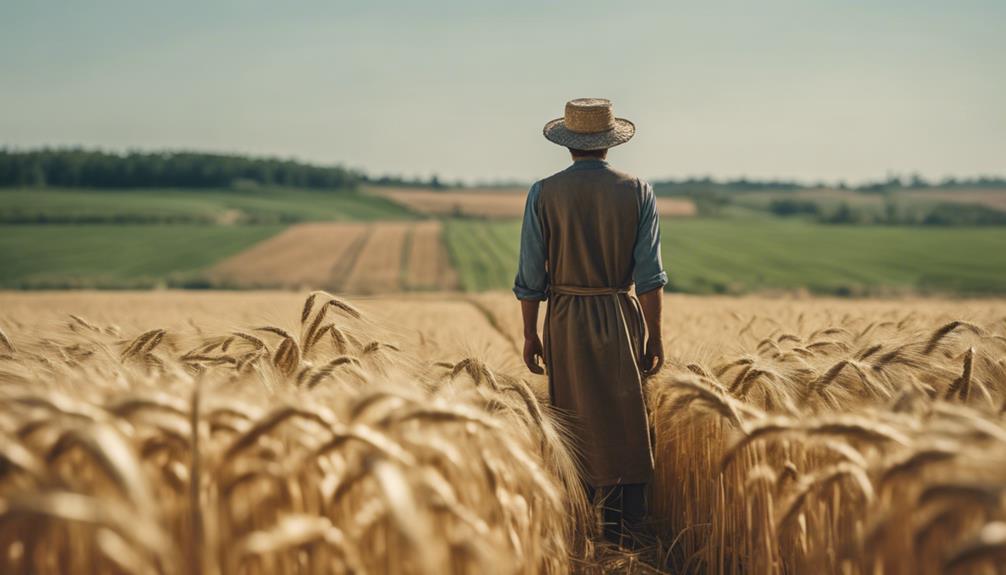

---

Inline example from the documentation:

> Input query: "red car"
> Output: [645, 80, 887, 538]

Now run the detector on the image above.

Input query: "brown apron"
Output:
[538, 163, 654, 487]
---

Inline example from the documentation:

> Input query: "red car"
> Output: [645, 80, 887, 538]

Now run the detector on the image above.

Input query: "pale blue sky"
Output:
[1, 1, 1003, 183]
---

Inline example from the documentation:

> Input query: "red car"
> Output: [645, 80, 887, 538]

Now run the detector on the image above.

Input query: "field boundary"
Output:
[398, 225, 415, 290]
[330, 225, 375, 291]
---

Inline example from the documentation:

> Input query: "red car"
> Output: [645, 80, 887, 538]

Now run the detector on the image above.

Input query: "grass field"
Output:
[0, 186, 416, 224]
[444, 219, 520, 291]
[0, 224, 282, 288]
[445, 218, 1006, 295]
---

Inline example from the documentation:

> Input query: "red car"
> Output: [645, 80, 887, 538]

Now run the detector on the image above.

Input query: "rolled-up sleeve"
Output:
[513, 181, 548, 301]
[633, 180, 668, 294]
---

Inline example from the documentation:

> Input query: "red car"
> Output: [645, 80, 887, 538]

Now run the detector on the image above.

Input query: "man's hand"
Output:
[640, 336, 664, 377]
[523, 333, 545, 374]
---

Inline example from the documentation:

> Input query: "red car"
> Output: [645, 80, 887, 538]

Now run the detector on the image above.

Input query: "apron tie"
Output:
[549, 285, 631, 296]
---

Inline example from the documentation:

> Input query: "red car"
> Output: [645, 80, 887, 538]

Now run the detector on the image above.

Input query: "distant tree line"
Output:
[768, 198, 820, 216]
[654, 174, 1006, 196]
[856, 172, 1006, 192]
[653, 177, 802, 196]
[363, 173, 454, 189]
[769, 199, 1006, 226]
[0, 148, 360, 190]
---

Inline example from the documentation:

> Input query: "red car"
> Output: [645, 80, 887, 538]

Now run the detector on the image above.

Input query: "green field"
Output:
[3, 183, 1006, 295]
[0, 187, 415, 224]
[0, 224, 283, 288]
[444, 220, 522, 292]
[444, 218, 1006, 295]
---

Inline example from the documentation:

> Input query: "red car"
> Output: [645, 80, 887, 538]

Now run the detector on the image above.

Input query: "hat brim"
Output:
[542, 117, 635, 150]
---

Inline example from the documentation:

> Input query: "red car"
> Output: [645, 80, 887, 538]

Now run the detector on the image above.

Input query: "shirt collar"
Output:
[566, 159, 609, 172]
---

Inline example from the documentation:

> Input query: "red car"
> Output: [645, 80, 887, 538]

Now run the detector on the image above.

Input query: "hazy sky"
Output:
[1, 1, 1003, 183]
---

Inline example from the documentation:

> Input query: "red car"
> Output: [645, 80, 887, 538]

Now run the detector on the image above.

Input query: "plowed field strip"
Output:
[656, 198, 697, 216]
[372, 188, 527, 218]
[374, 187, 696, 219]
[210, 221, 463, 293]
[329, 226, 374, 291]
[209, 222, 368, 288]
[404, 221, 458, 290]
[342, 223, 412, 294]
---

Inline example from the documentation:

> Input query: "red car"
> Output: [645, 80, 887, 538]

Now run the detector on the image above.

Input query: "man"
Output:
[513, 98, 667, 547]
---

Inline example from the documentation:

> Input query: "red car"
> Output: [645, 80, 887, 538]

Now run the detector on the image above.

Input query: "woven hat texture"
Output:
[543, 98, 635, 150]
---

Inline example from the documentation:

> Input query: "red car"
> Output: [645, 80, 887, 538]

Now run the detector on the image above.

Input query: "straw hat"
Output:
[543, 98, 635, 150]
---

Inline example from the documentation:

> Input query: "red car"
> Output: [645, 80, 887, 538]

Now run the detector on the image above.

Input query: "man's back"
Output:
[515, 158, 659, 488]
[538, 161, 641, 290]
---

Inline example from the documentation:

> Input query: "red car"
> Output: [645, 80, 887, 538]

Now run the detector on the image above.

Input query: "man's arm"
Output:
[520, 300, 545, 374]
[513, 181, 548, 374]
[633, 180, 668, 376]
[637, 287, 664, 376]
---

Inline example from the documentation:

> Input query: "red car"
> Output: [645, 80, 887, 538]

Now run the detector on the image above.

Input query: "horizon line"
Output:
[3, 143, 1004, 190]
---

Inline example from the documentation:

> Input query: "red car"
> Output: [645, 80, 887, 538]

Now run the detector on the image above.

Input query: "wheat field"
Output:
[1, 291, 1005, 574]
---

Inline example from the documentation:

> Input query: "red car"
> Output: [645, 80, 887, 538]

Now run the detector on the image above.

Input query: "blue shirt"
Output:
[513, 159, 668, 301]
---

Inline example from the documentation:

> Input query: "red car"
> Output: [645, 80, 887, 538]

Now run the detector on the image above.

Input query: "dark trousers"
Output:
[585, 483, 647, 547]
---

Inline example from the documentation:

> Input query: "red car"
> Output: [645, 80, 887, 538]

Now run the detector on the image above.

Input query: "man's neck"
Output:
[572, 156, 607, 162]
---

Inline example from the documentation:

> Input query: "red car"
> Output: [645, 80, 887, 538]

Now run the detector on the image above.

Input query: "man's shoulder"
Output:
[540, 164, 642, 185]
[605, 166, 644, 186]
[540, 168, 568, 184]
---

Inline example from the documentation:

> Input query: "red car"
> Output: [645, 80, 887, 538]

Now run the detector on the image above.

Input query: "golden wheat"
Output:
[3, 291, 1006, 574]
[0, 292, 591, 574]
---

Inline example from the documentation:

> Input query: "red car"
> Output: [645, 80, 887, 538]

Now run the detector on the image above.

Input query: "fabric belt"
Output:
[550, 285, 632, 296]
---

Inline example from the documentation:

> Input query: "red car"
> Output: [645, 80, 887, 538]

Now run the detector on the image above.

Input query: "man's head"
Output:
[568, 147, 608, 160]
